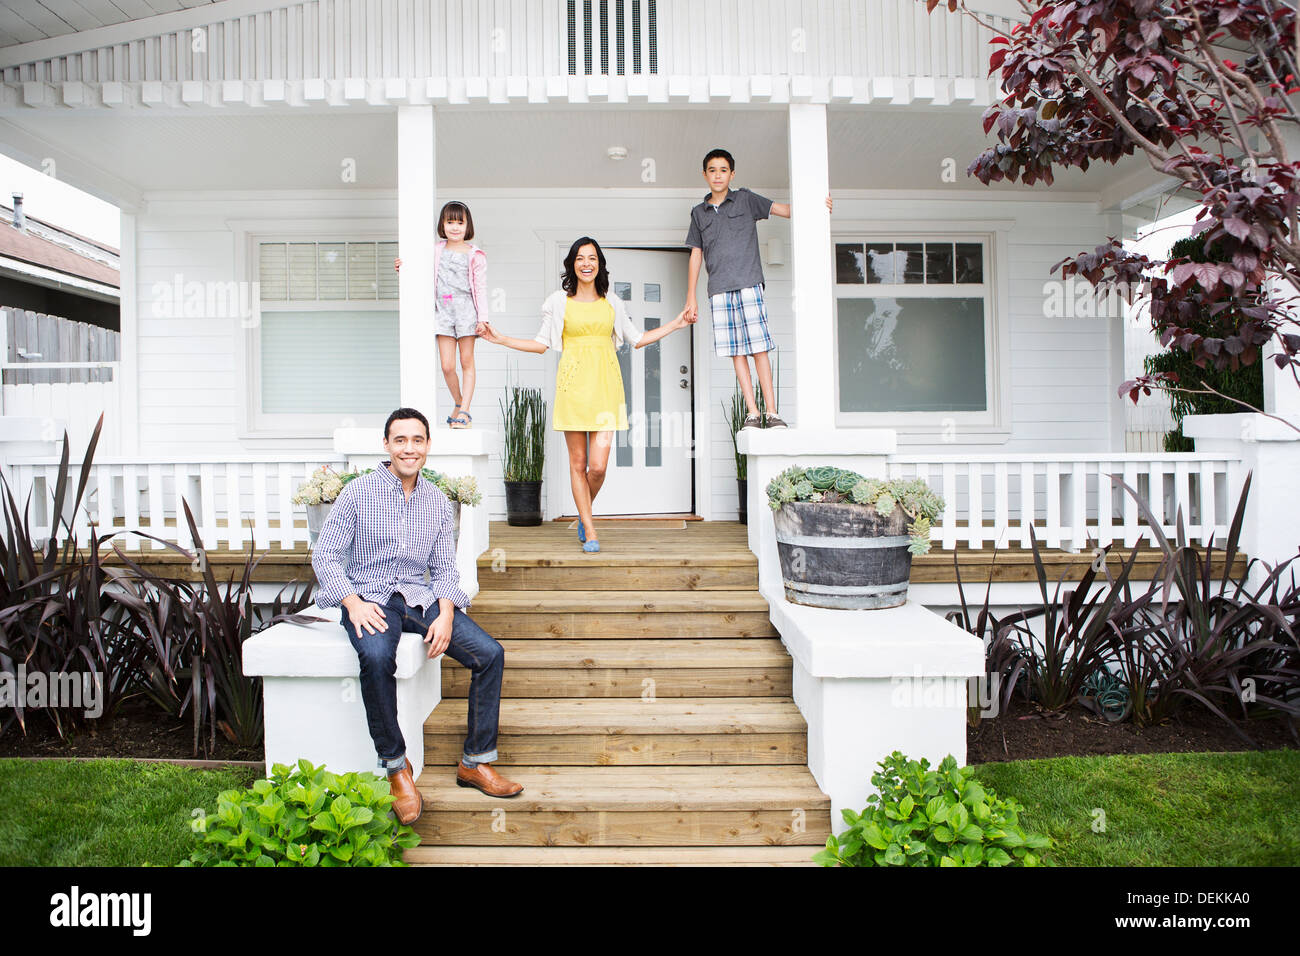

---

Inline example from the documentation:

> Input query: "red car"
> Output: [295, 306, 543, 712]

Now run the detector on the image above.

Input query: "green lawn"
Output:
[0, 759, 260, 867]
[2, 752, 1297, 866]
[971, 750, 1300, 866]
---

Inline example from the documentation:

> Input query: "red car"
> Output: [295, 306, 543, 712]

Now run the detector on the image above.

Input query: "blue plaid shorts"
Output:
[709, 284, 774, 357]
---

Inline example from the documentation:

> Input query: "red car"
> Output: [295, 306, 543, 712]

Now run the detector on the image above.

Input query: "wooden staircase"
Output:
[404, 521, 831, 866]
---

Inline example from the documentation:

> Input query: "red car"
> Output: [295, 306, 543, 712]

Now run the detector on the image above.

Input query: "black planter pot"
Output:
[737, 478, 748, 525]
[504, 480, 543, 526]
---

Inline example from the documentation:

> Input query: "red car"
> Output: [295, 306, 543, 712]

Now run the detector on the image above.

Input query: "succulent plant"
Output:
[806, 466, 841, 491]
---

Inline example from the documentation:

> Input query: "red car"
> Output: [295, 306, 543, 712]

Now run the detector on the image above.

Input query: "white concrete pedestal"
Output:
[243, 605, 442, 780]
[738, 427, 984, 833]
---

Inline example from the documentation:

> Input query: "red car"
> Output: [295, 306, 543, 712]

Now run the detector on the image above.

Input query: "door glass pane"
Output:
[836, 297, 986, 412]
[644, 283, 660, 302]
[613, 281, 632, 301]
[644, 317, 661, 467]
[615, 341, 633, 466]
[261, 310, 399, 412]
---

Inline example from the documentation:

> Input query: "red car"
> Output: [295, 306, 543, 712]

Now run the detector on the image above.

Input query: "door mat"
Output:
[563, 519, 688, 531]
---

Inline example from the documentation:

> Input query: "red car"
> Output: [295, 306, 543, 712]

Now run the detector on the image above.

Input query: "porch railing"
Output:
[884, 453, 1248, 552]
[1, 455, 347, 551]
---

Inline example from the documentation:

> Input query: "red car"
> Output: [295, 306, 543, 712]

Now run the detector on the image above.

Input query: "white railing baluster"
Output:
[993, 461, 1008, 549]
[1045, 461, 1062, 549]
[1019, 461, 1034, 548]
[95, 462, 115, 544]
[941, 461, 956, 551]
[1197, 459, 1216, 546]
[1069, 461, 1088, 552]
[252, 462, 269, 550]
[147, 464, 164, 549]
[199, 463, 218, 549]
[1148, 460, 1166, 544]
[277, 465, 295, 548]
[1122, 461, 1139, 547]
[966, 462, 982, 549]
[173, 463, 192, 550]
[1173, 459, 1191, 540]
[122, 464, 140, 550]
[1097, 460, 1112, 548]
[226, 462, 245, 550]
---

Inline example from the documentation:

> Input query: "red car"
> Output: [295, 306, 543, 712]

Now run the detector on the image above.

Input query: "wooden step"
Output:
[412, 765, 831, 846]
[476, 562, 758, 591]
[424, 697, 808, 765]
[404, 845, 821, 866]
[440, 638, 792, 698]
[469, 590, 777, 639]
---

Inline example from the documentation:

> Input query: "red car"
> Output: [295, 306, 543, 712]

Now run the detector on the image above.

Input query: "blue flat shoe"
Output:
[577, 520, 588, 543]
[582, 539, 600, 553]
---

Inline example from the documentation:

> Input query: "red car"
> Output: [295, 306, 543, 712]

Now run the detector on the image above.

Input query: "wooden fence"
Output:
[1, 306, 119, 385]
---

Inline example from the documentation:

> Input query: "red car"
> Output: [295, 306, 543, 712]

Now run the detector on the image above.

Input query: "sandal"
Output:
[448, 406, 473, 429]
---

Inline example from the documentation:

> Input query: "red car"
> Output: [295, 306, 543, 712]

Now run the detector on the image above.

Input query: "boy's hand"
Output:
[674, 307, 693, 328]
[685, 297, 698, 323]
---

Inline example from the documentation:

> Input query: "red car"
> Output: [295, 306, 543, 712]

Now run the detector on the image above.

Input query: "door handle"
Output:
[679, 365, 688, 374]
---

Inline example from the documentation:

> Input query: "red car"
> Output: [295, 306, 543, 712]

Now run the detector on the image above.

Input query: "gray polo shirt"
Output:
[685, 187, 773, 298]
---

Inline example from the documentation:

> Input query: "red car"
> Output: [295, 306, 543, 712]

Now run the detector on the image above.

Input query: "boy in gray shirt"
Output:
[684, 147, 831, 429]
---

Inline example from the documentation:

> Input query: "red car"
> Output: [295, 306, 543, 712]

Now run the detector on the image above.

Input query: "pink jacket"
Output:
[432, 239, 488, 323]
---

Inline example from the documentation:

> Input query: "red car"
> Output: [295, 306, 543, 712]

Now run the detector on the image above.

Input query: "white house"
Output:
[2, 0, 1296, 863]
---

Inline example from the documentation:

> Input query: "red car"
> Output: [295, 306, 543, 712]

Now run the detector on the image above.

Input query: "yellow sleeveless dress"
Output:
[552, 297, 630, 432]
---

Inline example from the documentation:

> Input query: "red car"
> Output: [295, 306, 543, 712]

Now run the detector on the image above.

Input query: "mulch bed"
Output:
[4, 696, 1297, 766]
[968, 697, 1299, 764]
[0, 697, 261, 763]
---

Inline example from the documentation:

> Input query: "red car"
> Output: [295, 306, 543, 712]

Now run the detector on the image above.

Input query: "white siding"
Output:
[132, 189, 1116, 521]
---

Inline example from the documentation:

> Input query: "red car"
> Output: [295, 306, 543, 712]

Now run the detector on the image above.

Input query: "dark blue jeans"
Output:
[340, 591, 504, 771]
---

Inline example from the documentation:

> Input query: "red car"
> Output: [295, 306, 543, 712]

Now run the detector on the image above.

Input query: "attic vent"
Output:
[567, 0, 657, 76]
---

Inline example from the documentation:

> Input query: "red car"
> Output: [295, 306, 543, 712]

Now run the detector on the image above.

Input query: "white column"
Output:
[787, 103, 835, 430]
[119, 211, 140, 456]
[397, 106, 437, 419]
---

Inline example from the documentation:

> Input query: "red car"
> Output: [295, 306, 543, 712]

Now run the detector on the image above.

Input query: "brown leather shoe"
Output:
[456, 761, 524, 798]
[387, 763, 424, 825]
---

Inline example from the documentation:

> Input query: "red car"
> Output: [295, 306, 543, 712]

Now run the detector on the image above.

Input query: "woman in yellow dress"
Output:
[476, 237, 692, 552]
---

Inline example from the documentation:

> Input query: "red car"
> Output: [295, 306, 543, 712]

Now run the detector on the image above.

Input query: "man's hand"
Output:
[424, 610, 453, 659]
[826, 195, 833, 214]
[343, 596, 388, 635]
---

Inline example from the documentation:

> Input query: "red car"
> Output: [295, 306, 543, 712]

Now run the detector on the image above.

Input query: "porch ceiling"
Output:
[0, 103, 1156, 199]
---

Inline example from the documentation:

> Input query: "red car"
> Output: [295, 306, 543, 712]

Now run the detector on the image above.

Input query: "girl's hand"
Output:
[394, 257, 402, 272]
[675, 307, 694, 327]
[477, 320, 502, 344]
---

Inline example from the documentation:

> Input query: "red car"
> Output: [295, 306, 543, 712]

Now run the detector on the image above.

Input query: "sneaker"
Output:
[762, 413, 788, 429]
[741, 413, 762, 430]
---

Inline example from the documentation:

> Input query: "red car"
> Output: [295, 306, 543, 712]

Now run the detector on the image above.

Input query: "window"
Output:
[833, 237, 994, 424]
[255, 239, 399, 420]
[567, 0, 657, 76]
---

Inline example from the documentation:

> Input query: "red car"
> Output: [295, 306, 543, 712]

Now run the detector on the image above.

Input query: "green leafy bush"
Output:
[814, 751, 1053, 867]
[179, 759, 421, 867]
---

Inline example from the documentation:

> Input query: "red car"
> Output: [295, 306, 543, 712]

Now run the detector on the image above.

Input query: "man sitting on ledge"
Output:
[311, 406, 524, 825]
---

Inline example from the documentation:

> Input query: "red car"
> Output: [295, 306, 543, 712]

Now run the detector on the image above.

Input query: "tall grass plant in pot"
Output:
[500, 382, 547, 526]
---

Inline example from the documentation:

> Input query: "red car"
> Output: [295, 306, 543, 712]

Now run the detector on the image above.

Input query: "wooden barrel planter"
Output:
[772, 500, 913, 609]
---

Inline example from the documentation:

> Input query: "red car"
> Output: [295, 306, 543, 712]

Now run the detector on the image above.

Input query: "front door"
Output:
[562, 248, 694, 516]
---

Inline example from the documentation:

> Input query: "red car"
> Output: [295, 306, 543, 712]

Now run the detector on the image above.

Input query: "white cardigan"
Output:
[532, 289, 643, 354]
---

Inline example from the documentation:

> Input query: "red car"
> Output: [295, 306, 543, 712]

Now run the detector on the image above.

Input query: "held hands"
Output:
[674, 306, 695, 328]
[476, 320, 502, 343]
[424, 611, 453, 659]
[684, 298, 699, 324]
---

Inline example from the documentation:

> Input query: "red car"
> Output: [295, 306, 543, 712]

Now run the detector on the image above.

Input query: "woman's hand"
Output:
[476, 320, 502, 344]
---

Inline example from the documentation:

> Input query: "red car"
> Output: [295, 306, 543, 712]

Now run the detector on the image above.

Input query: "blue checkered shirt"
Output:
[310, 461, 471, 613]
